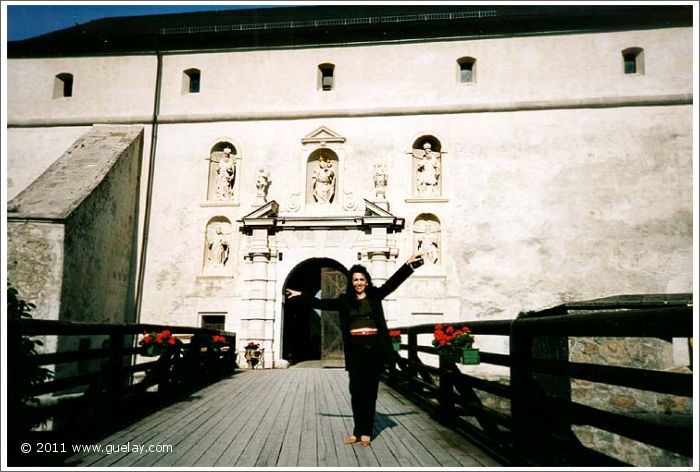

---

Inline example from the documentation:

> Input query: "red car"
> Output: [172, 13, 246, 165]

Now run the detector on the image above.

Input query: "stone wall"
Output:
[7, 125, 144, 325]
[569, 334, 692, 466]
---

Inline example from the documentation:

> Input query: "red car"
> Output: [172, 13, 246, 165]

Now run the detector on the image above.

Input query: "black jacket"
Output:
[301, 263, 414, 370]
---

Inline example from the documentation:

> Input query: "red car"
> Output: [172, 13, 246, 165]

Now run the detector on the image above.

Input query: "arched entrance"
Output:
[282, 258, 347, 367]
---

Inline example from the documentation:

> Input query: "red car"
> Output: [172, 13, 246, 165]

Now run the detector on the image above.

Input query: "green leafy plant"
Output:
[7, 282, 54, 432]
[432, 323, 475, 356]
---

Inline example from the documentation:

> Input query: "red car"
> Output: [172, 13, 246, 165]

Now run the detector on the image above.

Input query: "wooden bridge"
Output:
[64, 367, 499, 467]
[7, 293, 693, 467]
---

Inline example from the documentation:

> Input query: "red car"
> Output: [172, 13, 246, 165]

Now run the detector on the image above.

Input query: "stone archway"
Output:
[282, 258, 347, 367]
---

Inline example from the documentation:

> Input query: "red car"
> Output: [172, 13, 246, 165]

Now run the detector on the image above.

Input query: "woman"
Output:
[285, 254, 423, 446]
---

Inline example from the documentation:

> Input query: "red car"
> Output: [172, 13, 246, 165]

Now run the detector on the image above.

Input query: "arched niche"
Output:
[413, 213, 441, 265]
[203, 216, 233, 274]
[410, 135, 443, 197]
[207, 141, 240, 202]
[306, 149, 339, 204]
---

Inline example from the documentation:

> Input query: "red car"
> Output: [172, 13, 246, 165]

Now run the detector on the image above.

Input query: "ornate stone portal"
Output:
[239, 200, 405, 367]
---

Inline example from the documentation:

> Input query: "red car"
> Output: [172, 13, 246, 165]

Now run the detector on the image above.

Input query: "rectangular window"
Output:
[201, 314, 226, 331]
[62, 77, 73, 97]
[624, 56, 636, 74]
[189, 73, 200, 93]
[460, 67, 473, 83]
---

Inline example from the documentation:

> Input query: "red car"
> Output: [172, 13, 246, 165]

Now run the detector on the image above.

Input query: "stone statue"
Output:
[216, 148, 236, 200]
[207, 224, 230, 267]
[412, 142, 441, 196]
[415, 219, 440, 265]
[312, 154, 336, 204]
[256, 167, 271, 201]
[372, 162, 387, 200]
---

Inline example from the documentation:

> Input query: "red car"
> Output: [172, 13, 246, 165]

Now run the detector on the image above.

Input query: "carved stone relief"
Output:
[307, 151, 338, 204]
[413, 215, 441, 265]
[412, 140, 442, 197]
[372, 162, 388, 201]
[207, 143, 238, 202]
[204, 218, 233, 272]
[255, 167, 271, 202]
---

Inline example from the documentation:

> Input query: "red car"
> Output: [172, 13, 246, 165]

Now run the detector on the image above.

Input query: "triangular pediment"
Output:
[241, 200, 279, 220]
[364, 199, 396, 218]
[301, 126, 346, 144]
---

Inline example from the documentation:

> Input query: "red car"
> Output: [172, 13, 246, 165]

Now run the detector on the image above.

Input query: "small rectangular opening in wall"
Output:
[201, 314, 226, 331]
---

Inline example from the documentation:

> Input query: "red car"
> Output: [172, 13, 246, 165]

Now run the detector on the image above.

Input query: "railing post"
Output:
[107, 329, 126, 425]
[438, 355, 455, 422]
[510, 317, 535, 464]
[407, 330, 418, 391]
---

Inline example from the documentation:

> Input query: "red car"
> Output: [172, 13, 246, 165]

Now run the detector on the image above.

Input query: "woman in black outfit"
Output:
[285, 253, 423, 446]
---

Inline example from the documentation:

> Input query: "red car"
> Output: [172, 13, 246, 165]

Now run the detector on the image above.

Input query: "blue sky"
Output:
[5, 3, 297, 41]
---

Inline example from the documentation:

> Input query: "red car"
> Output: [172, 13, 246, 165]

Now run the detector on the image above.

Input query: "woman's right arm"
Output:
[285, 289, 341, 310]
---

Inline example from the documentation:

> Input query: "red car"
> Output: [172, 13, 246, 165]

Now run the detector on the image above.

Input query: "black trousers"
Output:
[346, 335, 384, 437]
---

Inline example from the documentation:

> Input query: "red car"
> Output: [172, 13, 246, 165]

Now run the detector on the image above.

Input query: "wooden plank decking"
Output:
[66, 368, 502, 467]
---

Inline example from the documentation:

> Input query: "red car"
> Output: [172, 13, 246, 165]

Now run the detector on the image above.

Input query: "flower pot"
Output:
[143, 344, 167, 357]
[461, 348, 480, 365]
[439, 349, 461, 363]
[392, 340, 401, 352]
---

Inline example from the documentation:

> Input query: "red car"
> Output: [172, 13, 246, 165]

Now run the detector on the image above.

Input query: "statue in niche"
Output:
[412, 142, 441, 196]
[216, 148, 236, 200]
[207, 223, 230, 268]
[415, 220, 440, 265]
[372, 162, 387, 201]
[256, 167, 271, 202]
[312, 154, 336, 204]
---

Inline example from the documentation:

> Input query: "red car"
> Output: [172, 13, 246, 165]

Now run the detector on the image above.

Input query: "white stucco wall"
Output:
[7, 56, 157, 123]
[138, 103, 692, 337]
[6, 25, 693, 365]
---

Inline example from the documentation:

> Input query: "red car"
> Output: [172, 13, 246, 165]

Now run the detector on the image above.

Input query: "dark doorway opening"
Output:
[283, 258, 347, 367]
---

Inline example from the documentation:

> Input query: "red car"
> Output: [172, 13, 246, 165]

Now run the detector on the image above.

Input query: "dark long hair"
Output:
[346, 264, 375, 304]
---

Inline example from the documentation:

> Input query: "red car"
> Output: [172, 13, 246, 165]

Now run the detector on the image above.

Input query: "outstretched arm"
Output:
[285, 288, 341, 310]
[376, 253, 423, 299]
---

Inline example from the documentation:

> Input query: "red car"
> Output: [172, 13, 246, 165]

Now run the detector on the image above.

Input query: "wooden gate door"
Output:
[320, 267, 346, 368]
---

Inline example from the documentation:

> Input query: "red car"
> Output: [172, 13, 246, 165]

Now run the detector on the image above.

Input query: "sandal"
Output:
[344, 436, 358, 445]
[360, 435, 371, 447]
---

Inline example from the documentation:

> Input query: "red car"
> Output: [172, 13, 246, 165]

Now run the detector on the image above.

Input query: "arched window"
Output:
[622, 47, 644, 75]
[207, 142, 238, 201]
[53, 73, 73, 98]
[410, 136, 442, 197]
[413, 214, 441, 266]
[318, 63, 335, 91]
[183, 68, 201, 93]
[457, 57, 476, 83]
[203, 217, 233, 273]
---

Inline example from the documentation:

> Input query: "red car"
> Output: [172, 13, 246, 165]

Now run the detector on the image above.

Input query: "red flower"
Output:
[389, 329, 401, 338]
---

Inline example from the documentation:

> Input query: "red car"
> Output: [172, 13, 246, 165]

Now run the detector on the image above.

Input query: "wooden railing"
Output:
[8, 319, 237, 441]
[383, 294, 693, 466]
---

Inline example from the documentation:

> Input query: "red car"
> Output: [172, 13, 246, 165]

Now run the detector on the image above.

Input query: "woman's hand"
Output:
[285, 288, 301, 298]
[406, 253, 424, 269]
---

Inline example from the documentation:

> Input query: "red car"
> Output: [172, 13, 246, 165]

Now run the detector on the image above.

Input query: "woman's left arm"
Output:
[375, 253, 423, 299]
